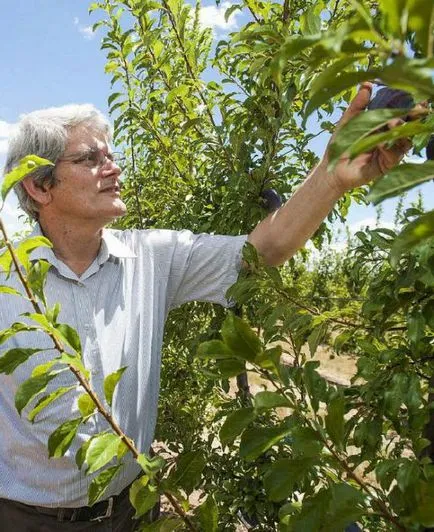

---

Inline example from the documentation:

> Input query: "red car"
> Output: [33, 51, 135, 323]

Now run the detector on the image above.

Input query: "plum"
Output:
[260, 188, 283, 212]
[367, 87, 414, 111]
[426, 135, 434, 160]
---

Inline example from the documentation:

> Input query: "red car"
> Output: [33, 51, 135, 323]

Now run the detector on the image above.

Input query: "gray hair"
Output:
[4, 104, 112, 219]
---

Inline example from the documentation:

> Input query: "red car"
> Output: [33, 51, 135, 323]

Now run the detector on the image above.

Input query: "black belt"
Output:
[31, 480, 131, 523]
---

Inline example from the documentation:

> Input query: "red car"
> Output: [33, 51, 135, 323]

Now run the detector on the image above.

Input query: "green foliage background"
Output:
[87, 0, 434, 529]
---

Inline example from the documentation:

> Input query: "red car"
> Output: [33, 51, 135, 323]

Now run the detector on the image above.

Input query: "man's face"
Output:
[45, 125, 126, 226]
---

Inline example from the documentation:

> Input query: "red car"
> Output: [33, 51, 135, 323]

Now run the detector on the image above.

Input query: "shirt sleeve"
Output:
[166, 231, 248, 310]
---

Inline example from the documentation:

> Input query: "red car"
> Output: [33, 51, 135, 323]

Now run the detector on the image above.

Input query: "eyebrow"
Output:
[60, 147, 114, 160]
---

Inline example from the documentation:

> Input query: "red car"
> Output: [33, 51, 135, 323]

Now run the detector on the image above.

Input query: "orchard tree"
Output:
[1, 0, 434, 530]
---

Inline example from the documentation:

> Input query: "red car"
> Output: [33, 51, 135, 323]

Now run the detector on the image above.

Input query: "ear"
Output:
[21, 175, 53, 208]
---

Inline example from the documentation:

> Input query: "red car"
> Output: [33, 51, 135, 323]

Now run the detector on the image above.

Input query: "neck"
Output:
[38, 216, 103, 276]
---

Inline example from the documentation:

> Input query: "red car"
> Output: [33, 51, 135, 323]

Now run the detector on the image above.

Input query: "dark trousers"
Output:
[0, 491, 159, 532]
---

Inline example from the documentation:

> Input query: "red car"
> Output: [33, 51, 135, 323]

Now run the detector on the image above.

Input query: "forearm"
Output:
[248, 161, 344, 266]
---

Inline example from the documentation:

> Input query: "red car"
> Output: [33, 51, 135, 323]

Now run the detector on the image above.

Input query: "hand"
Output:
[321, 82, 412, 194]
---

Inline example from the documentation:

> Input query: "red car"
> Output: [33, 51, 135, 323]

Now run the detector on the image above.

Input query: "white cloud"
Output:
[79, 26, 95, 40]
[349, 217, 394, 234]
[199, 1, 241, 31]
[0, 120, 13, 139]
[0, 140, 8, 155]
[73, 17, 96, 40]
[0, 120, 14, 155]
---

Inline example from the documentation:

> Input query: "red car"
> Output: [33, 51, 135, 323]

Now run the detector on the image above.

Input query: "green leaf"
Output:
[239, 426, 291, 462]
[396, 459, 420, 492]
[307, 323, 327, 357]
[196, 340, 234, 360]
[88, 464, 122, 506]
[407, 311, 425, 344]
[0, 249, 12, 274]
[117, 439, 129, 460]
[56, 352, 89, 377]
[168, 450, 206, 494]
[224, 4, 241, 23]
[305, 69, 380, 119]
[290, 425, 323, 458]
[391, 210, 434, 265]
[16, 236, 53, 272]
[408, 0, 434, 56]
[48, 417, 82, 458]
[27, 260, 51, 306]
[76, 435, 100, 470]
[328, 109, 408, 169]
[300, 8, 321, 35]
[31, 360, 57, 377]
[0, 285, 20, 296]
[15, 370, 63, 415]
[378, 0, 408, 38]
[325, 483, 365, 531]
[255, 345, 283, 376]
[375, 459, 399, 490]
[137, 453, 166, 477]
[77, 393, 97, 418]
[198, 494, 218, 532]
[278, 34, 321, 61]
[85, 433, 121, 474]
[103, 366, 127, 407]
[334, 330, 352, 353]
[303, 361, 328, 412]
[368, 162, 434, 205]
[1, 155, 54, 201]
[325, 394, 345, 447]
[54, 323, 82, 354]
[381, 58, 434, 100]
[348, 120, 434, 161]
[411, 479, 434, 527]
[27, 386, 76, 423]
[104, 61, 118, 74]
[166, 84, 190, 105]
[203, 358, 246, 379]
[220, 407, 256, 444]
[254, 391, 291, 411]
[129, 475, 159, 518]
[221, 313, 262, 362]
[0, 348, 41, 374]
[264, 458, 317, 501]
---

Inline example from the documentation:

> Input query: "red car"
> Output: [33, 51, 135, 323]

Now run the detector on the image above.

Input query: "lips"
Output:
[100, 184, 121, 193]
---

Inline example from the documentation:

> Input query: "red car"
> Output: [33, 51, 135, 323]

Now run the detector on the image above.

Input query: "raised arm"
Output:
[248, 83, 411, 266]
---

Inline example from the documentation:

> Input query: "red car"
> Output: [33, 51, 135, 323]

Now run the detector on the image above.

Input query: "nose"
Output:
[101, 156, 122, 177]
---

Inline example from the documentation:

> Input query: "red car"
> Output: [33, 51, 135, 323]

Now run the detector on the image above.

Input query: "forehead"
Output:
[65, 125, 110, 152]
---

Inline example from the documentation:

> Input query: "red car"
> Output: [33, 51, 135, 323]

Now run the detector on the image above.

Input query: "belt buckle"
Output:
[90, 497, 113, 522]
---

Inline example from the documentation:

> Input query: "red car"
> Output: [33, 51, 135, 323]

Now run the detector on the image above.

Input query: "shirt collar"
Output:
[28, 223, 136, 269]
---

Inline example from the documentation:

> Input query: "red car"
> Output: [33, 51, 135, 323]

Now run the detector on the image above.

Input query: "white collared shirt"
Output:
[0, 225, 246, 507]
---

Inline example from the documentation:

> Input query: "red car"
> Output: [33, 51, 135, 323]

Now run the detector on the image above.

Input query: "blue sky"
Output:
[1, 1, 432, 238]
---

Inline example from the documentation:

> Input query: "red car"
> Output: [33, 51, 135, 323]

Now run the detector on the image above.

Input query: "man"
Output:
[0, 83, 408, 530]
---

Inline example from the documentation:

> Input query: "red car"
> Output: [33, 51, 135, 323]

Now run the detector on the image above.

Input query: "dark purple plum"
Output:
[260, 188, 283, 212]
[367, 87, 414, 111]
[426, 135, 434, 160]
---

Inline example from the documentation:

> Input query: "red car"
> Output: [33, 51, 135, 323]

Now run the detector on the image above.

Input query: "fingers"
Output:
[337, 82, 373, 129]
[375, 140, 410, 175]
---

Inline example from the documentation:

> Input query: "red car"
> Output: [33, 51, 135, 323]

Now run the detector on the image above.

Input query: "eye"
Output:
[80, 150, 100, 166]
